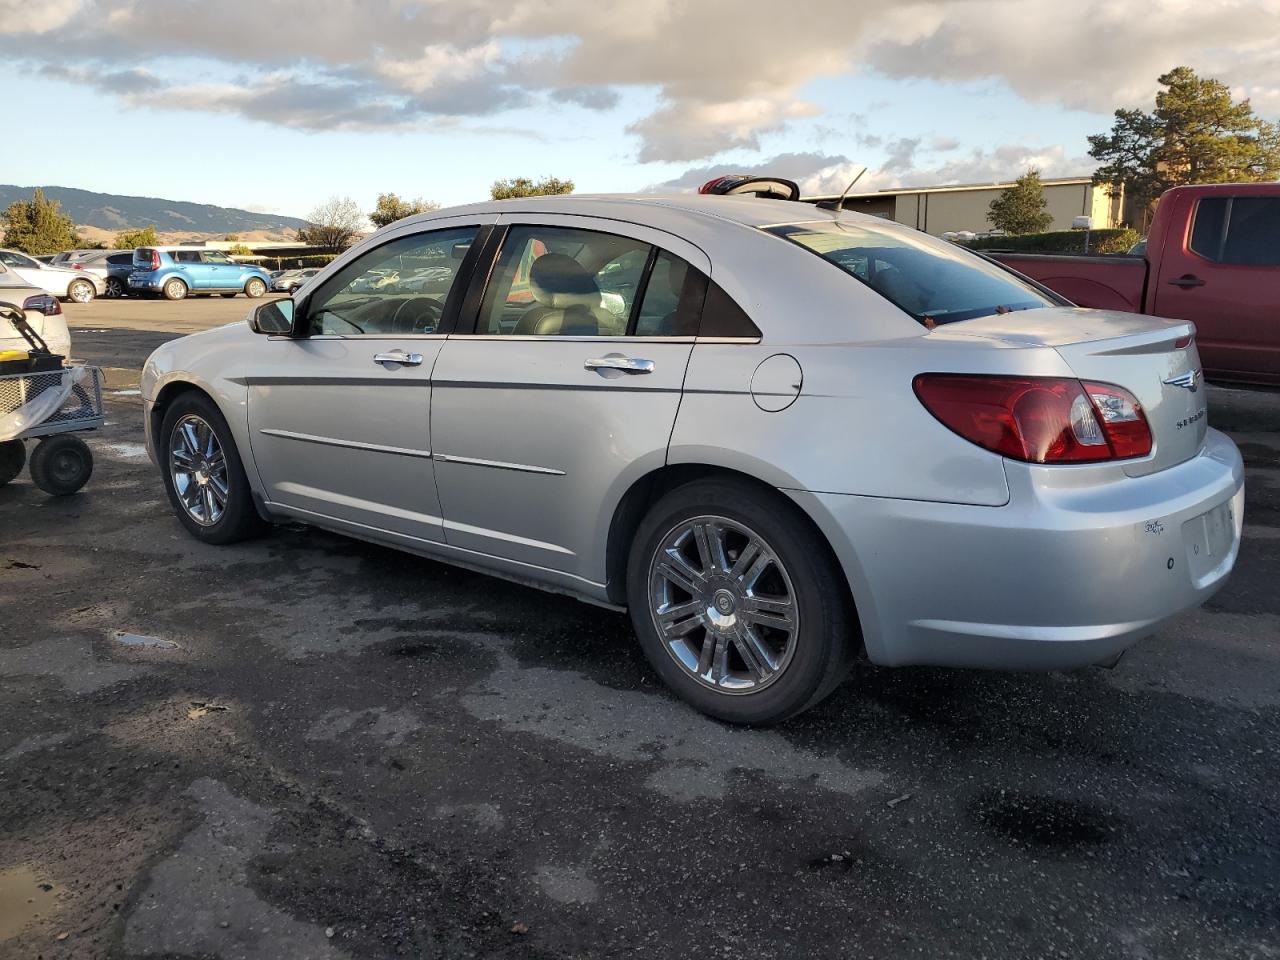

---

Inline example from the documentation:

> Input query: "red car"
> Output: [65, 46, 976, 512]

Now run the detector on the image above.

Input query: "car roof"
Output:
[397, 193, 852, 234]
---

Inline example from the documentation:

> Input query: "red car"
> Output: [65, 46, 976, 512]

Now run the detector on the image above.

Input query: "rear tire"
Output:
[163, 278, 189, 301]
[626, 478, 855, 725]
[105, 277, 125, 298]
[159, 392, 265, 544]
[244, 278, 267, 298]
[67, 279, 95, 304]
[0, 439, 25, 486]
[29, 435, 93, 495]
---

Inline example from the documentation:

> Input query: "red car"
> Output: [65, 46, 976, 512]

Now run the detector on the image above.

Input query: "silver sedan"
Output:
[140, 195, 1244, 723]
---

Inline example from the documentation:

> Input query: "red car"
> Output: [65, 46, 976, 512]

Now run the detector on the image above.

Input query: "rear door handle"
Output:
[1169, 274, 1206, 288]
[373, 350, 424, 367]
[584, 356, 655, 374]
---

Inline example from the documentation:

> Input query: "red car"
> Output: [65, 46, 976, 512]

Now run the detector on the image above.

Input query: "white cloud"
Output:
[4, 0, 1279, 162]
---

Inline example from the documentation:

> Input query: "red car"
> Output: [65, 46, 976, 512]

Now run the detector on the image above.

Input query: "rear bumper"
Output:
[789, 428, 1245, 670]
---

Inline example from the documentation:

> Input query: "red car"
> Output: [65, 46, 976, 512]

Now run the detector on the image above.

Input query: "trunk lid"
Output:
[936, 307, 1207, 477]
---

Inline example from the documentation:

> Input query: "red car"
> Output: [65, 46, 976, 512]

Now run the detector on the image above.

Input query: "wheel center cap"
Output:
[713, 589, 736, 615]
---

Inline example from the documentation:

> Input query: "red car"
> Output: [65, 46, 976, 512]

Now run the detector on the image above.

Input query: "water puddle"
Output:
[969, 791, 1118, 848]
[113, 631, 178, 649]
[0, 866, 55, 941]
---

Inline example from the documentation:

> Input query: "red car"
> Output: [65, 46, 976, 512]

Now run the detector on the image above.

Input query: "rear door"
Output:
[429, 215, 710, 583]
[1152, 191, 1280, 381]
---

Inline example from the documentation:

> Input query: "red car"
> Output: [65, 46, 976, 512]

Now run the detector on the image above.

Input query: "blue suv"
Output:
[130, 247, 271, 301]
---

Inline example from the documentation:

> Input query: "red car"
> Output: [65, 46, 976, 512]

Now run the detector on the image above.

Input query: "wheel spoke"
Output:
[180, 422, 200, 457]
[733, 624, 778, 680]
[727, 539, 761, 580]
[742, 594, 796, 631]
[708, 634, 730, 685]
[695, 631, 716, 677]
[737, 550, 772, 590]
[171, 446, 195, 466]
[209, 474, 229, 503]
[657, 555, 703, 596]
[201, 485, 216, 520]
[657, 600, 703, 637]
[692, 522, 729, 576]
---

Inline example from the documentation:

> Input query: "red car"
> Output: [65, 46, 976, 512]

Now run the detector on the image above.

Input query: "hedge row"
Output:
[962, 228, 1142, 255]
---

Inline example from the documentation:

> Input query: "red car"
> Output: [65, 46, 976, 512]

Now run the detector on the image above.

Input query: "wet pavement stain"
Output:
[969, 791, 1119, 848]
[0, 866, 55, 942]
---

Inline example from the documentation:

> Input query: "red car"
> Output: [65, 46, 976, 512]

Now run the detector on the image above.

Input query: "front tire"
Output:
[29, 435, 93, 495]
[244, 278, 266, 298]
[163, 278, 189, 301]
[159, 392, 265, 544]
[626, 478, 855, 725]
[67, 279, 95, 304]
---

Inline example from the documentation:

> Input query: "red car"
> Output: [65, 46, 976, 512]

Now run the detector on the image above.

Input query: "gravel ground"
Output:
[1, 297, 1278, 959]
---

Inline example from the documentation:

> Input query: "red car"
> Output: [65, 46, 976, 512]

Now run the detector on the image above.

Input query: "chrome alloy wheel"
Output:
[647, 516, 799, 694]
[170, 414, 228, 526]
[69, 280, 94, 303]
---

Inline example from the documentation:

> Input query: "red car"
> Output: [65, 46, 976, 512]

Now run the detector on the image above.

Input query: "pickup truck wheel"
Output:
[163, 278, 189, 301]
[67, 279, 95, 303]
[0, 439, 25, 486]
[627, 478, 855, 725]
[244, 278, 267, 298]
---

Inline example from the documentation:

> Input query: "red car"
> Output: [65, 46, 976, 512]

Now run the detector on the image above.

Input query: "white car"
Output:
[0, 249, 104, 303]
[0, 266, 70, 357]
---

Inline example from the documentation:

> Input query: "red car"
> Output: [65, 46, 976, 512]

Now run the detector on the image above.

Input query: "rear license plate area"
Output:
[1182, 498, 1237, 584]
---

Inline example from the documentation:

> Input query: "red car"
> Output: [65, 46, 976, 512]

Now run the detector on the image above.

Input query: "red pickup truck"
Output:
[991, 183, 1280, 385]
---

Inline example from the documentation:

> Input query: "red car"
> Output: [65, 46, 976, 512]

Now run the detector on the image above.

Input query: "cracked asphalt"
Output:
[1, 297, 1278, 959]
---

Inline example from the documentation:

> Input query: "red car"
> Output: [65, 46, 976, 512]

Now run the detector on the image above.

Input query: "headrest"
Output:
[529, 254, 599, 308]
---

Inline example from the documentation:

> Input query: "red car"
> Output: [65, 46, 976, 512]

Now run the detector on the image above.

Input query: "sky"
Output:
[4, 0, 1279, 222]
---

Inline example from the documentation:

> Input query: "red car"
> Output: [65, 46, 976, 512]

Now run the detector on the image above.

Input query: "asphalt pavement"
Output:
[1, 296, 1278, 959]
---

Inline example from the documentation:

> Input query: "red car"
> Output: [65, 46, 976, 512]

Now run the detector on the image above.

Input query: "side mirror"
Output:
[250, 299, 296, 336]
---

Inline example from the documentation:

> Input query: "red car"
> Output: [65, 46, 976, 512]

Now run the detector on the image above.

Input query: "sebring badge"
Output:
[1164, 369, 1201, 392]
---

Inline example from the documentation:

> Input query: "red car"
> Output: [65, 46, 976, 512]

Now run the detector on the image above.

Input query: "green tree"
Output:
[227, 243, 254, 256]
[224, 234, 240, 241]
[1089, 66, 1280, 211]
[987, 169, 1055, 234]
[2, 189, 80, 255]
[113, 225, 159, 249]
[490, 176, 574, 200]
[369, 193, 440, 229]
[297, 196, 366, 253]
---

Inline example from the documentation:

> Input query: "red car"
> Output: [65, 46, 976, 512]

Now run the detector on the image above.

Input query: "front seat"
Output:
[513, 254, 619, 336]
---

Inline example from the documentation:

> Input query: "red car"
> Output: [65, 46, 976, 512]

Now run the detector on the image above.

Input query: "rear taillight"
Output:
[22, 294, 61, 317]
[1174, 333, 1194, 349]
[913, 374, 1152, 464]
[150, 250, 161, 271]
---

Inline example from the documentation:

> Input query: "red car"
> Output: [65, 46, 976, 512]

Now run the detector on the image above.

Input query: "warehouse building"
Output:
[805, 176, 1131, 236]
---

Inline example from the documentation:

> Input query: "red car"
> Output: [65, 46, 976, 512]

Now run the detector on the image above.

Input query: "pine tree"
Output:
[988, 170, 1054, 234]
[2, 189, 81, 255]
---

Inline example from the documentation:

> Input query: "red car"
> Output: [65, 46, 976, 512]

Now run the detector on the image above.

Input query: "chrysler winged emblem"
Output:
[1164, 369, 1200, 393]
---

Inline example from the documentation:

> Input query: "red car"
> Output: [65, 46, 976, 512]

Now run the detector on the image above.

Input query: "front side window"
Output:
[1190, 196, 1280, 266]
[767, 220, 1053, 326]
[202, 251, 233, 265]
[305, 226, 477, 336]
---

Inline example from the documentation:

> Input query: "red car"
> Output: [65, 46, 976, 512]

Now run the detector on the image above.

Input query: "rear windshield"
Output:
[133, 248, 157, 266]
[766, 220, 1054, 326]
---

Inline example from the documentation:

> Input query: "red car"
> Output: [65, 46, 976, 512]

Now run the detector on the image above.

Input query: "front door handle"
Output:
[1168, 274, 1206, 288]
[373, 350, 424, 367]
[584, 356, 654, 375]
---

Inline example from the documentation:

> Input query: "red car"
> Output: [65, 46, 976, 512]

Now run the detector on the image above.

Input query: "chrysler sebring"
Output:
[141, 195, 1244, 723]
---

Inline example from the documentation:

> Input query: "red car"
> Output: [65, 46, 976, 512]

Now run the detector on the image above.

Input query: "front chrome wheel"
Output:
[647, 516, 799, 694]
[170, 414, 228, 526]
[68, 280, 94, 303]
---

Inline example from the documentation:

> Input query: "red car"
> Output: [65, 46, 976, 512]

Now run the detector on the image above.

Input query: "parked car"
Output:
[0, 249, 104, 303]
[269, 268, 320, 293]
[60, 250, 137, 298]
[0, 265, 70, 357]
[990, 183, 1280, 385]
[129, 247, 271, 301]
[141, 195, 1244, 724]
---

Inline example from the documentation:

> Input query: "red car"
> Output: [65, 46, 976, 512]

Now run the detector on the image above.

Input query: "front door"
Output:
[430, 216, 710, 584]
[246, 219, 488, 543]
[1152, 191, 1280, 381]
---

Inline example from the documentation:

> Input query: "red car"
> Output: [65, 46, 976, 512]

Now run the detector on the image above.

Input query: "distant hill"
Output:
[0, 185, 308, 238]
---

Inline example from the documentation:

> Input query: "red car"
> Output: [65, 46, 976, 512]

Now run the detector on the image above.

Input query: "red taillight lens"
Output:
[1174, 333, 1194, 349]
[150, 250, 161, 271]
[913, 374, 1152, 464]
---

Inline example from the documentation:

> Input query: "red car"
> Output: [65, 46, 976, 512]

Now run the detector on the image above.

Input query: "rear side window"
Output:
[1189, 196, 1280, 266]
[767, 221, 1053, 326]
[107, 253, 132, 265]
[172, 250, 202, 263]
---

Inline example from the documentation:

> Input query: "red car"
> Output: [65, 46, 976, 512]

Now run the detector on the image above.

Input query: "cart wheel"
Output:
[29, 435, 93, 496]
[0, 439, 25, 486]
